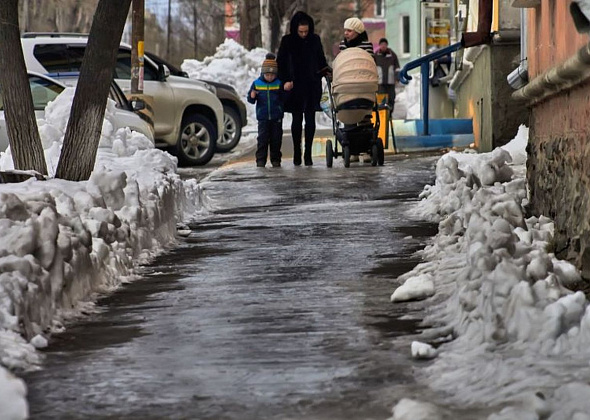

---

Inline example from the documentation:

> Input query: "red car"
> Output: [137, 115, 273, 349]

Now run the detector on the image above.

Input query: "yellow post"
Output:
[372, 93, 393, 152]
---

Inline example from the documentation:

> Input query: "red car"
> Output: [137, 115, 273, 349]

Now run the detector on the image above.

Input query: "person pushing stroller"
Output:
[247, 53, 292, 168]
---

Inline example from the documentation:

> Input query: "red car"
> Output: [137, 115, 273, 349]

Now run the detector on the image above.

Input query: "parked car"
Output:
[0, 72, 154, 153]
[21, 33, 224, 166]
[144, 51, 247, 153]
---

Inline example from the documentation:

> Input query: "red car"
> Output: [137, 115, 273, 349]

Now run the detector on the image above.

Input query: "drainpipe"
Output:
[461, 0, 494, 48]
[506, 9, 528, 90]
[512, 41, 590, 103]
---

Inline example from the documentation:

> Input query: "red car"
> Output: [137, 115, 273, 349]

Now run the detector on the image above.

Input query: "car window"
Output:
[33, 44, 71, 72]
[115, 49, 158, 81]
[0, 76, 63, 111]
[34, 44, 159, 82]
[66, 46, 86, 72]
[33, 44, 87, 73]
[108, 82, 132, 111]
[29, 76, 64, 110]
[145, 51, 187, 77]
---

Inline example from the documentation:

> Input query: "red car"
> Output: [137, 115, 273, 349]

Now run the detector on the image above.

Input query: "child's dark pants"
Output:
[256, 119, 283, 166]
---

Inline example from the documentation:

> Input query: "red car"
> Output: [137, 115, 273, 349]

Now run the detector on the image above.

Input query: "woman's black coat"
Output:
[277, 11, 328, 113]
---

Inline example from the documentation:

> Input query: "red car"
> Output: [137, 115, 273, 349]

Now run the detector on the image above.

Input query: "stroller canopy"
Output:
[332, 47, 378, 124]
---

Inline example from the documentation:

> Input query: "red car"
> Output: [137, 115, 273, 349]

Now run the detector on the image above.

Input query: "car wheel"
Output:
[176, 114, 216, 166]
[216, 105, 242, 153]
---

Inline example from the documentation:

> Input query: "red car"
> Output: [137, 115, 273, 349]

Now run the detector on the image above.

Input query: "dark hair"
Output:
[379, 38, 388, 44]
[266, 53, 276, 60]
[298, 18, 310, 27]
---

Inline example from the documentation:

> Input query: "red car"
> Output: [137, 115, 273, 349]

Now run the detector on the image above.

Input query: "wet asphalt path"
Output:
[25, 154, 443, 420]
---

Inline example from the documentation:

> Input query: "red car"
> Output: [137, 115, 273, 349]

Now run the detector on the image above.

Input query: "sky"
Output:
[1, 40, 590, 420]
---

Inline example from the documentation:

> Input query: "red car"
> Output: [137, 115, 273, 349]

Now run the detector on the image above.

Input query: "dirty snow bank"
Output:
[0, 87, 200, 419]
[390, 125, 590, 419]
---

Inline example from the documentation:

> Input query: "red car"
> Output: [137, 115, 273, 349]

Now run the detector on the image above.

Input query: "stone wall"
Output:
[527, 79, 590, 279]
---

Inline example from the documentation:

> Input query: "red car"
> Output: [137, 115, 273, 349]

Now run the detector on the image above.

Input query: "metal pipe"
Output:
[521, 8, 527, 62]
[421, 62, 430, 135]
[513, 41, 590, 103]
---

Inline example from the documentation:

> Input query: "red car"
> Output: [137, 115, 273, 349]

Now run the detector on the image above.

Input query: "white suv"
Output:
[21, 34, 224, 166]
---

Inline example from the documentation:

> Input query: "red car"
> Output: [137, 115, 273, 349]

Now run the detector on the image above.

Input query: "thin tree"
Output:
[239, 0, 261, 49]
[55, 0, 132, 181]
[0, 0, 47, 174]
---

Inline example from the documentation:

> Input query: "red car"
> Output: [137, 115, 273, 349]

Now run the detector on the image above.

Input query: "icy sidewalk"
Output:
[389, 126, 590, 420]
[0, 90, 200, 420]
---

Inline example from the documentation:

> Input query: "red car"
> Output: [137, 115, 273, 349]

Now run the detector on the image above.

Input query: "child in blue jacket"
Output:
[247, 53, 292, 167]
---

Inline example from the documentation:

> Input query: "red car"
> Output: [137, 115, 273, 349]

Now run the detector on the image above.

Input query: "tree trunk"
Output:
[55, 0, 132, 181]
[260, 0, 271, 50]
[0, 0, 48, 174]
[193, 2, 198, 58]
[239, 0, 261, 49]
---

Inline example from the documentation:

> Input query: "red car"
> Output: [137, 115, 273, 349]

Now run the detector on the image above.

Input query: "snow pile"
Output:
[181, 38, 334, 130]
[411, 341, 438, 360]
[391, 273, 434, 302]
[0, 367, 27, 420]
[388, 398, 442, 420]
[397, 72, 421, 120]
[0, 89, 200, 419]
[390, 124, 590, 418]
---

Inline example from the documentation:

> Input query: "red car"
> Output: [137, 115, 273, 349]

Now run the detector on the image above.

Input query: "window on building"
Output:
[401, 15, 411, 56]
[375, 0, 385, 17]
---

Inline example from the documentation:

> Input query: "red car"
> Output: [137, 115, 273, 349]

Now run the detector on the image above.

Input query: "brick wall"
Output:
[527, 0, 588, 77]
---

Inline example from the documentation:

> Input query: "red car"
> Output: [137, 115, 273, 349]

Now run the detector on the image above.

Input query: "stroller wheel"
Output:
[377, 139, 385, 166]
[343, 145, 351, 168]
[371, 143, 378, 166]
[326, 140, 334, 168]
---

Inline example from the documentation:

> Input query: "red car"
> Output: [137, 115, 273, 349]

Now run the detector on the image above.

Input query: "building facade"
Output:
[513, 0, 590, 279]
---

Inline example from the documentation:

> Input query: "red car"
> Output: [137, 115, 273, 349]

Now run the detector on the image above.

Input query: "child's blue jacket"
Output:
[247, 76, 284, 121]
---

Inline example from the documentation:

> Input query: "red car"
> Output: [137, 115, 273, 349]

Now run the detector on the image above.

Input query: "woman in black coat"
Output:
[277, 11, 329, 166]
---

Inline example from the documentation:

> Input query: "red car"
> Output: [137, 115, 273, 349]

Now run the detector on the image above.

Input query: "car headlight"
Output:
[203, 82, 217, 95]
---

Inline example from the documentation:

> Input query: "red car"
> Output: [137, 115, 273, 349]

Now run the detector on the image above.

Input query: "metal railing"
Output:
[398, 42, 463, 136]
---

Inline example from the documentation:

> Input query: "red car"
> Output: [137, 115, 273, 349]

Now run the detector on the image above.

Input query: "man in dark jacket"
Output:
[374, 38, 400, 113]
[277, 11, 330, 166]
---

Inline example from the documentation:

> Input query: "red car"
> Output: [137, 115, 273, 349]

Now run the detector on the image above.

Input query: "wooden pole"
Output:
[131, 0, 145, 94]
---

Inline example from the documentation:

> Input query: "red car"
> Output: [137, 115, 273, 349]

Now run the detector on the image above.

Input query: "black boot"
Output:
[304, 138, 313, 166]
[293, 140, 302, 166]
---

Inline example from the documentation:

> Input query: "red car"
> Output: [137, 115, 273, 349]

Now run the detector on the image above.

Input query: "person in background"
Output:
[374, 38, 400, 114]
[277, 11, 330, 166]
[247, 53, 292, 168]
[337, 17, 375, 163]
[338, 17, 374, 55]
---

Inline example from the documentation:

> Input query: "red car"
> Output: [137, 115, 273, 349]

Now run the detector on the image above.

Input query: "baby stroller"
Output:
[324, 47, 385, 168]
